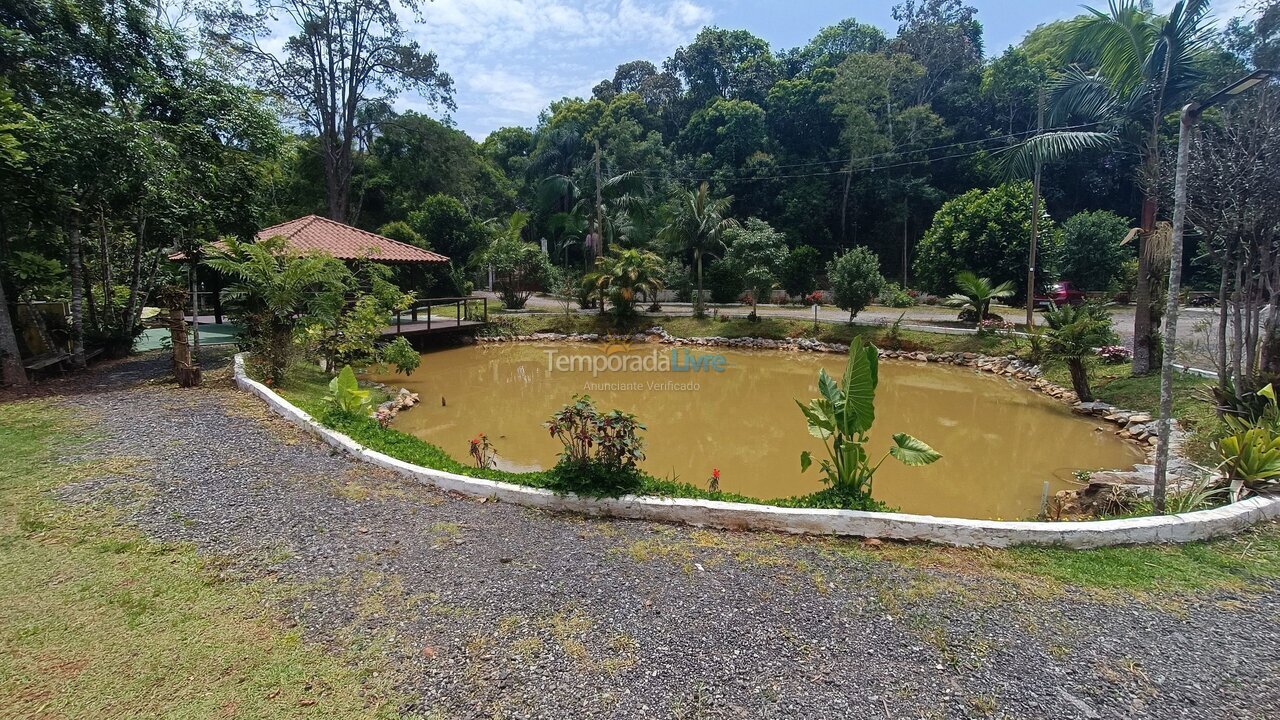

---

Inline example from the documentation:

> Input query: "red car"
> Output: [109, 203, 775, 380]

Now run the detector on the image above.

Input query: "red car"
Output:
[1035, 281, 1087, 308]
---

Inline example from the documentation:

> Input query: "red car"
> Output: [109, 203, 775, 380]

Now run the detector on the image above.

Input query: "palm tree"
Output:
[583, 247, 666, 318]
[1043, 302, 1118, 402]
[1007, 0, 1213, 375]
[537, 167, 650, 262]
[660, 182, 739, 318]
[945, 271, 1015, 327]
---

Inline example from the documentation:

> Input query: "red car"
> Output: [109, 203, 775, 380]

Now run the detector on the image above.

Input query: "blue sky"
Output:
[401, 0, 1249, 140]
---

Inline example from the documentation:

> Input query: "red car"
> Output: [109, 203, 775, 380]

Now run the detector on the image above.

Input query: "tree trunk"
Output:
[1067, 358, 1093, 402]
[694, 248, 705, 318]
[98, 209, 113, 329]
[1132, 194, 1157, 376]
[0, 278, 27, 386]
[901, 197, 909, 288]
[1217, 263, 1229, 390]
[123, 210, 146, 337]
[67, 213, 86, 369]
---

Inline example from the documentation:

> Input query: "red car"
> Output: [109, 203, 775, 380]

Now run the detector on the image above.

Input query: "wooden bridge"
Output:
[383, 297, 488, 339]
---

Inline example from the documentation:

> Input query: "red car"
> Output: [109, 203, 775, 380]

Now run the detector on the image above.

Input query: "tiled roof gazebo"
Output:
[253, 215, 449, 264]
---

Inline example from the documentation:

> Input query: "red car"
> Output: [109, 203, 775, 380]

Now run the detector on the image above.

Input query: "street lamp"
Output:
[1153, 69, 1277, 513]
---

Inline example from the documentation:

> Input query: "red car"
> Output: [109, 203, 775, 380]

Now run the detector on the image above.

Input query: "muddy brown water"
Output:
[369, 343, 1142, 520]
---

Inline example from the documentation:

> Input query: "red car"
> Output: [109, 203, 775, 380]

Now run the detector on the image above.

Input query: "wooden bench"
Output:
[23, 348, 104, 373]
[24, 353, 71, 372]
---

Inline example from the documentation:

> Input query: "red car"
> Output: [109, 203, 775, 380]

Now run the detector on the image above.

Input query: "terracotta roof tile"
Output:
[256, 215, 449, 264]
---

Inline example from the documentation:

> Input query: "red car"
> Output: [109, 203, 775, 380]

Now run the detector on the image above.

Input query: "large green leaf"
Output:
[889, 433, 942, 466]
[839, 339, 877, 435]
[796, 399, 834, 439]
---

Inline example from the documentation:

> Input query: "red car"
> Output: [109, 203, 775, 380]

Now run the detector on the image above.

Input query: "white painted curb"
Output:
[234, 354, 1279, 549]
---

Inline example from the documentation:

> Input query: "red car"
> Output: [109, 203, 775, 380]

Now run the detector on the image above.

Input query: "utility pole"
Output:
[1026, 87, 1045, 329]
[1153, 69, 1276, 513]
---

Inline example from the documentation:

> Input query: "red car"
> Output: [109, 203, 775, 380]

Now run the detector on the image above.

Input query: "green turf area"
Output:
[134, 323, 242, 352]
[0, 401, 403, 719]
[1041, 360, 1222, 465]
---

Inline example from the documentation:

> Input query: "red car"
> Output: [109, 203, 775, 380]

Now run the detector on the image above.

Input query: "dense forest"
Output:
[1, 0, 1279, 387]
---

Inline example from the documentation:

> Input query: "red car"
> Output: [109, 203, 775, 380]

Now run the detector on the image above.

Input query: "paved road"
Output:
[45, 352, 1278, 719]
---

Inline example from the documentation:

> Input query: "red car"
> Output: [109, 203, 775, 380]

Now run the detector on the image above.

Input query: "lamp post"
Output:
[1153, 69, 1276, 513]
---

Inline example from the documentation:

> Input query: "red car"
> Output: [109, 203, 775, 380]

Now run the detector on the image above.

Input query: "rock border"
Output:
[234, 353, 1279, 549]
[480, 327, 1194, 483]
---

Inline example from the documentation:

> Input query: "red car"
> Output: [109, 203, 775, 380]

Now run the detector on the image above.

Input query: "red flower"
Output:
[712, 468, 720, 479]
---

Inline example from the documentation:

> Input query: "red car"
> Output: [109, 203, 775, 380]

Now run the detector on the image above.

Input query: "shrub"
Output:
[878, 282, 916, 308]
[1043, 302, 1117, 402]
[543, 395, 646, 496]
[1215, 384, 1280, 497]
[583, 247, 666, 318]
[780, 245, 820, 300]
[705, 260, 745, 304]
[203, 237, 352, 385]
[724, 218, 788, 309]
[913, 181, 1060, 301]
[479, 212, 554, 309]
[946, 271, 1015, 328]
[827, 246, 886, 321]
[1060, 210, 1134, 291]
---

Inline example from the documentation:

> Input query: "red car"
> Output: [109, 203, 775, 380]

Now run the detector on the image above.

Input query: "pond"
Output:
[369, 342, 1143, 520]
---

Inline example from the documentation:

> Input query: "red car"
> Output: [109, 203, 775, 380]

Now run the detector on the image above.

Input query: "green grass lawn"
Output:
[0, 401, 404, 719]
[1041, 360, 1223, 464]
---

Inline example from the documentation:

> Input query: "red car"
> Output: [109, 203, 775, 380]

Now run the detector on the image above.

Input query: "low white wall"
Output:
[234, 354, 1279, 549]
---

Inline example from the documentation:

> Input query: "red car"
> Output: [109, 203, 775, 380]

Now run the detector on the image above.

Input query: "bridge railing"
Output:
[392, 297, 487, 333]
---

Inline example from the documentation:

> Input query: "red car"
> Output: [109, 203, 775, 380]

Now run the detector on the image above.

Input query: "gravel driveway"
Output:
[50, 352, 1278, 719]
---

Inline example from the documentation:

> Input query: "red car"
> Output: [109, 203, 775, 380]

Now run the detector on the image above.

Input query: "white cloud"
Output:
[400, 0, 713, 138]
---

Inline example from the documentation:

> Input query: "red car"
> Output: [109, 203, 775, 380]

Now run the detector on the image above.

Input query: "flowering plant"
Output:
[1098, 345, 1132, 364]
[803, 291, 824, 306]
[469, 433, 497, 469]
[708, 468, 720, 493]
[978, 318, 1014, 334]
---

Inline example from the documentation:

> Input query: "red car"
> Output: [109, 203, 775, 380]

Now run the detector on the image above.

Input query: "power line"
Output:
[758, 122, 1103, 171]
[635, 122, 1104, 183]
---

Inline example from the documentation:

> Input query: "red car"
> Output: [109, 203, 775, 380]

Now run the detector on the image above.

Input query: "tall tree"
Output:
[201, 0, 454, 222]
[1010, 0, 1214, 375]
[660, 183, 738, 318]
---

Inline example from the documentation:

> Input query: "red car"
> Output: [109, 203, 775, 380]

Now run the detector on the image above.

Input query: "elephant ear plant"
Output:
[323, 365, 372, 418]
[797, 338, 941, 510]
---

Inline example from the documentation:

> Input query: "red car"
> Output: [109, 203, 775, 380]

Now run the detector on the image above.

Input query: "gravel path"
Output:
[50, 353, 1278, 719]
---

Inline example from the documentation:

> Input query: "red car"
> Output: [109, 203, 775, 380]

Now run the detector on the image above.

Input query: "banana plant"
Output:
[797, 338, 941, 508]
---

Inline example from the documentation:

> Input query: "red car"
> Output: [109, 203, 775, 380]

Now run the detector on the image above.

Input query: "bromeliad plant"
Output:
[1216, 384, 1280, 497]
[797, 338, 942, 510]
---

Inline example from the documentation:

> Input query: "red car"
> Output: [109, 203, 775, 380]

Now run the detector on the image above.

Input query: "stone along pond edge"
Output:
[233, 347, 1280, 549]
